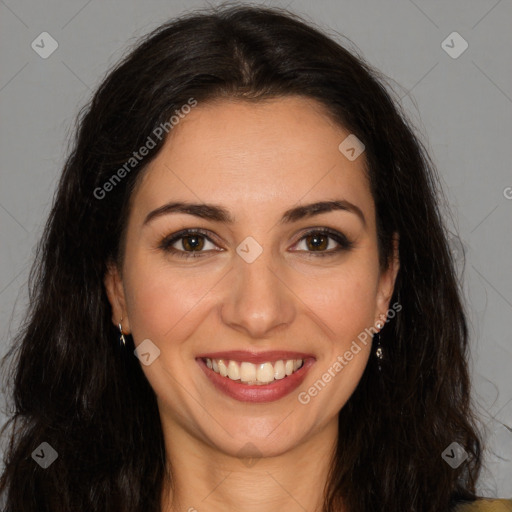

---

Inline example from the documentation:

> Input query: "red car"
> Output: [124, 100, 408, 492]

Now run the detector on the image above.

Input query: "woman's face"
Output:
[105, 96, 398, 458]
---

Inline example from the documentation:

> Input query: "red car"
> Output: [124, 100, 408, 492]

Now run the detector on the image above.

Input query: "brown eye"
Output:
[304, 232, 329, 251]
[180, 234, 206, 252]
[293, 229, 354, 257]
[158, 229, 220, 259]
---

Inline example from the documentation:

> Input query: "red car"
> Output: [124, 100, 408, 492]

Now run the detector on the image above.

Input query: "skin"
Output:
[104, 96, 399, 512]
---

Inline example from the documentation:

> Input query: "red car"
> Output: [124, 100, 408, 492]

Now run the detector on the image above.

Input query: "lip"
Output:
[196, 355, 316, 403]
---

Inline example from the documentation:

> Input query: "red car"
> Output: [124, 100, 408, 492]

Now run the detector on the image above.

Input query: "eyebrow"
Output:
[143, 199, 366, 227]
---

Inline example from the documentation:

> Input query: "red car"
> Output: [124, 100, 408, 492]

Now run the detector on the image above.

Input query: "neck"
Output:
[160, 417, 339, 512]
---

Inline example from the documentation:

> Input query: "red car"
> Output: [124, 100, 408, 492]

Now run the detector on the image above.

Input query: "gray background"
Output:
[0, 0, 511, 498]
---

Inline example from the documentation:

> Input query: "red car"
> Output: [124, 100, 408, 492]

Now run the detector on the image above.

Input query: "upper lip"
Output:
[196, 350, 316, 364]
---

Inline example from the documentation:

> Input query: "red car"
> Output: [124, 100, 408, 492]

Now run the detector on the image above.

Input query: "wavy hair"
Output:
[0, 4, 483, 511]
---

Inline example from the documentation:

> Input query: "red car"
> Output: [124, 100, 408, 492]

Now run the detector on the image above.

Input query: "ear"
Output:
[104, 260, 131, 334]
[375, 233, 400, 326]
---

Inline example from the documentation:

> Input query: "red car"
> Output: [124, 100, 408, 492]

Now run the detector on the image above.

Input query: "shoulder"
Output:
[453, 498, 512, 511]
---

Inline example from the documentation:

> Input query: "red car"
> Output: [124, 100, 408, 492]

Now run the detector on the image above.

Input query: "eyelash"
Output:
[158, 228, 354, 259]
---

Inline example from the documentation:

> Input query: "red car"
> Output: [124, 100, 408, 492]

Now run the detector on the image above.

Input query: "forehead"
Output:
[130, 96, 373, 224]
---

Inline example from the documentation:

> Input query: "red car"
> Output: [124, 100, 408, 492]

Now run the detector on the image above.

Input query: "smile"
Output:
[196, 351, 316, 403]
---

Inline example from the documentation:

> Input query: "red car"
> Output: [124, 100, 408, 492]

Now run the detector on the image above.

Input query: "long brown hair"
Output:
[0, 4, 482, 511]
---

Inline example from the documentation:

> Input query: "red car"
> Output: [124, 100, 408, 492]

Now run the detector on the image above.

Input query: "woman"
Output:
[0, 4, 510, 512]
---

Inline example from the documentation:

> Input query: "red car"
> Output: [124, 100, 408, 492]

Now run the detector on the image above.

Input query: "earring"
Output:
[375, 322, 384, 371]
[118, 322, 126, 348]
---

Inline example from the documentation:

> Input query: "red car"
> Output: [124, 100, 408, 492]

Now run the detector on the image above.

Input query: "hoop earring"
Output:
[118, 322, 126, 348]
[375, 322, 384, 371]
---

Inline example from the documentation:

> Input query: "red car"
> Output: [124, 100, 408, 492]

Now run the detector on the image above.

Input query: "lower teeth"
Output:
[239, 379, 281, 385]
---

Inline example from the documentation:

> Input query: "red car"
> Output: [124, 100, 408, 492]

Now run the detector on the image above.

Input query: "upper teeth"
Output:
[204, 358, 304, 385]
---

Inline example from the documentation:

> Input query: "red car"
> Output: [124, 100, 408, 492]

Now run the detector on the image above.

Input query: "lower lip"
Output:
[196, 357, 315, 403]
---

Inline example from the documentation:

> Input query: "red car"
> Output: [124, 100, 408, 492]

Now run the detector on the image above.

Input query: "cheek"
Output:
[122, 254, 216, 343]
[297, 262, 380, 337]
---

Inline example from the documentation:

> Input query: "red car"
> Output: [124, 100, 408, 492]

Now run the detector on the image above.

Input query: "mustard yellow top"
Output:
[454, 499, 512, 511]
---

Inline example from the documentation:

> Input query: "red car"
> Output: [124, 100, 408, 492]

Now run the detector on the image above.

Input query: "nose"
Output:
[220, 245, 296, 339]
